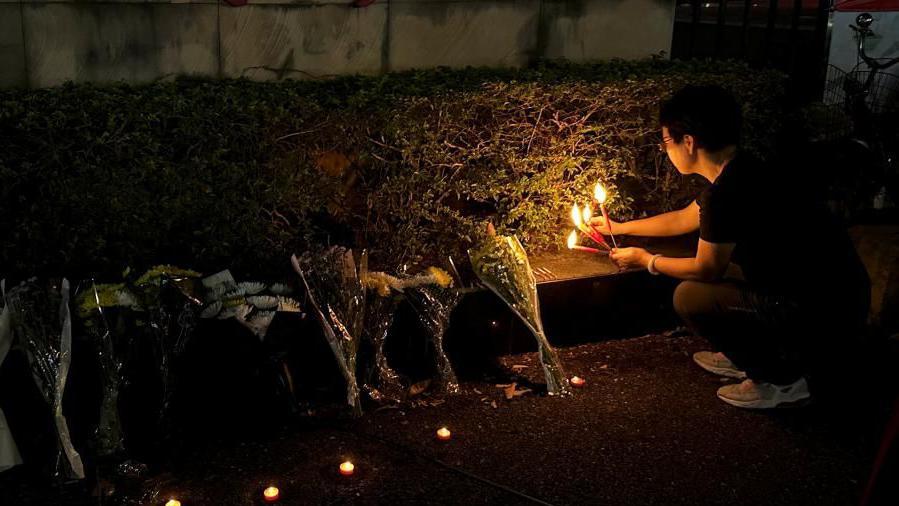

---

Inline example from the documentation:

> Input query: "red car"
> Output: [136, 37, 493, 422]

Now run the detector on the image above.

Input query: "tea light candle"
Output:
[165, 500, 181, 506]
[436, 427, 452, 441]
[339, 461, 355, 476]
[263, 486, 280, 503]
[570, 376, 586, 388]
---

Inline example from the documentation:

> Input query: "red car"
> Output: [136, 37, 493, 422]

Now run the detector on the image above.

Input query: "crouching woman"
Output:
[597, 85, 870, 409]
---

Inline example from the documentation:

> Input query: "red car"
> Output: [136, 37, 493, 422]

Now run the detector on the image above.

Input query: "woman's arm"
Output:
[650, 239, 734, 281]
[609, 239, 735, 282]
[591, 201, 700, 237]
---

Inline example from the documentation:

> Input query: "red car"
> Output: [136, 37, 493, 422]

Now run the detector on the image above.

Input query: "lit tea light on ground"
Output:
[339, 461, 355, 476]
[570, 376, 586, 388]
[165, 500, 181, 506]
[436, 427, 452, 441]
[263, 486, 280, 503]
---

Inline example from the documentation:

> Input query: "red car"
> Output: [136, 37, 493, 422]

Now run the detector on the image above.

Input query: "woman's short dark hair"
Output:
[659, 85, 742, 152]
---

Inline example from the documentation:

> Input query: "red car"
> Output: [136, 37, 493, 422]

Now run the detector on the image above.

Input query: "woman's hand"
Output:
[609, 247, 651, 271]
[589, 216, 623, 236]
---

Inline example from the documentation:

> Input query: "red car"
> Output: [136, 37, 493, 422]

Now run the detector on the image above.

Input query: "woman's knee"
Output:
[673, 280, 711, 321]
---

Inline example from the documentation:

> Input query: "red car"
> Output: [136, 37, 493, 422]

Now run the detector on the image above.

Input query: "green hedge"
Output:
[0, 60, 787, 279]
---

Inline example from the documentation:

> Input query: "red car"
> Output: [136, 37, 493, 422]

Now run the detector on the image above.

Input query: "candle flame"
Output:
[594, 183, 607, 204]
[570, 203, 582, 227]
[567, 230, 578, 249]
[263, 486, 279, 500]
[165, 500, 181, 506]
[582, 204, 592, 223]
[340, 461, 355, 475]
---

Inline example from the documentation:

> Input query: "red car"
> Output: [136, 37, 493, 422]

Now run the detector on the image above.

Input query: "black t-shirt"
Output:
[697, 154, 868, 300]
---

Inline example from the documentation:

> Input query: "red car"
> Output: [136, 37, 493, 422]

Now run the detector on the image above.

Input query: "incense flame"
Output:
[582, 204, 592, 223]
[567, 230, 578, 249]
[594, 183, 607, 204]
[570, 204, 582, 227]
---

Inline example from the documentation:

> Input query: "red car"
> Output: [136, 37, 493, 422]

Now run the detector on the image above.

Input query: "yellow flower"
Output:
[76, 283, 132, 317]
[428, 267, 453, 288]
[362, 272, 393, 297]
[135, 265, 201, 286]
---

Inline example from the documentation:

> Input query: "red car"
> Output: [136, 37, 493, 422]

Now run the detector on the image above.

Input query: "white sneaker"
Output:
[693, 351, 747, 379]
[716, 377, 811, 409]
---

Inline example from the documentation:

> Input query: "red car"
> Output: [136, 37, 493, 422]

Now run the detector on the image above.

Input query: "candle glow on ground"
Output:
[263, 486, 280, 502]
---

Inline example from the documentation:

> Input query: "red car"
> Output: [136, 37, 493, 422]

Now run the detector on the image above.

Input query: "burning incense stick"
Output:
[567, 230, 602, 253]
[570, 204, 610, 250]
[593, 183, 619, 249]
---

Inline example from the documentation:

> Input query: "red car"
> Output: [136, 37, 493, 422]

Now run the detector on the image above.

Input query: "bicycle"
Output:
[817, 13, 899, 219]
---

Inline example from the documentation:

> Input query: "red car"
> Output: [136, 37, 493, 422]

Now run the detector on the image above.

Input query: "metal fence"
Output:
[671, 0, 833, 100]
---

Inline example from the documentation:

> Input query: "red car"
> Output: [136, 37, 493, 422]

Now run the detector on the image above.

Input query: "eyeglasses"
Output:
[657, 136, 674, 152]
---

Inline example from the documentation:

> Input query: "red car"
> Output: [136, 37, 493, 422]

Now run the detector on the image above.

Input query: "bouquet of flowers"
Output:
[291, 248, 366, 417]
[405, 279, 461, 394]
[360, 293, 404, 403]
[469, 228, 569, 395]
[4, 279, 85, 480]
[0, 281, 23, 472]
[74, 281, 139, 456]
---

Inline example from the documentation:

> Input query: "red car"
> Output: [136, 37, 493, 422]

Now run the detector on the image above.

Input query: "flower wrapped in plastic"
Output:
[102, 265, 200, 438]
[359, 263, 459, 400]
[291, 248, 366, 417]
[360, 292, 404, 403]
[70, 266, 201, 452]
[0, 281, 23, 473]
[129, 266, 202, 440]
[4, 279, 85, 480]
[403, 269, 461, 393]
[468, 228, 570, 395]
[73, 281, 141, 456]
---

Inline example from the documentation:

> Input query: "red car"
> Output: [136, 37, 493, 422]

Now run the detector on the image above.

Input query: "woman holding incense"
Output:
[594, 85, 870, 409]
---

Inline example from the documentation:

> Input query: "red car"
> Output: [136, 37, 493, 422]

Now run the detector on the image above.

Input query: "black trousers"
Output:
[673, 279, 870, 386]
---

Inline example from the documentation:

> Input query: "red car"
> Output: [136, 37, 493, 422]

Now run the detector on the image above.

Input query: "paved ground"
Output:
[2, 331, 893, 506]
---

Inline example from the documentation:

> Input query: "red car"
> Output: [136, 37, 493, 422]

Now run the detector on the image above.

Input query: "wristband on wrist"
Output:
[647, 254, 663, 275]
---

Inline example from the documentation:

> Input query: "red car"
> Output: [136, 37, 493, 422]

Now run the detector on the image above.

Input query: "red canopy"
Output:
[835, 0, 899, 11]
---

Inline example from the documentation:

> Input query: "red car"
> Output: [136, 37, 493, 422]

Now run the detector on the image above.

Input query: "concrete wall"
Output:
[0, 0, 675, 89]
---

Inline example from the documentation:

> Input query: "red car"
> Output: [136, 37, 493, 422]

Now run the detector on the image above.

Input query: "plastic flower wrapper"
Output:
[134, 265, 202, 302]
[0, 281, 23, 472]
[130, 266, 202, 439]
[404, 270, 461, 394]
[361, 293, 404, 403]
[4, 279, 85, 480]
[291, 248, 365, 417]
[72, 281, 136, 456]
[468, 227, 570, 395]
